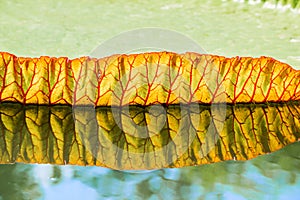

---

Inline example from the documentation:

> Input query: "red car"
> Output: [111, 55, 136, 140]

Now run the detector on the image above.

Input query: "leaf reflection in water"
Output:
[0, 102, 299, 170]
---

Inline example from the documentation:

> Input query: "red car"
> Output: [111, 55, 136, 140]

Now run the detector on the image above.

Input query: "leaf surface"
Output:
[0, 52, 299, 106]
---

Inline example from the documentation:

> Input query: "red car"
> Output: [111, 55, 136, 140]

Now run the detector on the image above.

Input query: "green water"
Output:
[0, 0, 300, 68]
[0, 0, 299, 199]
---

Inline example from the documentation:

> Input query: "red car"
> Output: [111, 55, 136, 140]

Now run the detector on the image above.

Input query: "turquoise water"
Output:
[0, 0, 300, 199]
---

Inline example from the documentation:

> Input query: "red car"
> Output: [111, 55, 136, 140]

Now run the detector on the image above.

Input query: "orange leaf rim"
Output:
[0, 51, 299, 106]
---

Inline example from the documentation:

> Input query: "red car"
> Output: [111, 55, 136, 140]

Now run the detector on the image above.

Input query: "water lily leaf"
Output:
[0, 52, 299, 106]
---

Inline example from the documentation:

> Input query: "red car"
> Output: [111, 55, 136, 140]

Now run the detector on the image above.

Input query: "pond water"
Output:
[1, 143, 300, 200]
[0, 0, 299, 199]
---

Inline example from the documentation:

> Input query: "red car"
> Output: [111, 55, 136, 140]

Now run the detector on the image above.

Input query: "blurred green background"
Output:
[0, 0, 300, 199]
